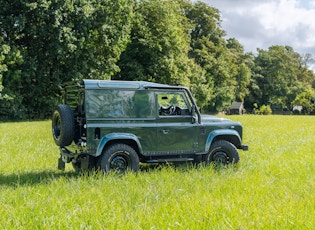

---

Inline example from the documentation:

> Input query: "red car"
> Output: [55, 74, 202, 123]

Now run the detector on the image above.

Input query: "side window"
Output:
[158, 92, 190, 116]
[133, 91, 156, 118]
[85, 89, 155, 118]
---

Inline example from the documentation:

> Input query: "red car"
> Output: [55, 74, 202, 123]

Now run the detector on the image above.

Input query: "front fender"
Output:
[205, 129, 242, 152]
[95, 133, 143, 157]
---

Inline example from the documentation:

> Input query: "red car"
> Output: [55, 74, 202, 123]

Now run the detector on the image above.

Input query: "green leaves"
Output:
[1, 0, 134, 119]
[291, 88, 315, 114]
[186, 4, 248, 112]
[1, 0, 315, 119]
[117, 0, 193, 86]
[246, 45, 315, 112]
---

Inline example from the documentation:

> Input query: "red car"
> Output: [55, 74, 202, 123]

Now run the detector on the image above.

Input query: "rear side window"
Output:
[85, 89, 156, 118]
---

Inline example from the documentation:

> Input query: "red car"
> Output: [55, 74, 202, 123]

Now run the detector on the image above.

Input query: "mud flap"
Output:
[58, 157, 65, 171]
[80, 156, 89, 170]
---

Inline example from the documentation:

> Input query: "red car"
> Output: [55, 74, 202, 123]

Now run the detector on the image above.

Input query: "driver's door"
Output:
[155, 92, 198, 154]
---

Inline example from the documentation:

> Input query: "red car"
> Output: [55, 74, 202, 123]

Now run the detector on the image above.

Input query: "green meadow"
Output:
[1, 116, 315, 229]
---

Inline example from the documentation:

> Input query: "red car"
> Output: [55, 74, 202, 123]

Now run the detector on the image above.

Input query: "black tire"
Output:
[206, 140, 240, 166]
[52, 104, 75, 147]
[97, 144, 140, 173]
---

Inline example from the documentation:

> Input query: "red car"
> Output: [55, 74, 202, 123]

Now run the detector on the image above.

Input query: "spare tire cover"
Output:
[52, 104, 75, 147]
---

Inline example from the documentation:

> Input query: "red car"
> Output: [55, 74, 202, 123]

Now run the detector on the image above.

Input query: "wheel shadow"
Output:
[0, 170, 79, 188]
[140, 161, 239, 173]
[139, 161, 202, 172]
[1, 163, 237, 187]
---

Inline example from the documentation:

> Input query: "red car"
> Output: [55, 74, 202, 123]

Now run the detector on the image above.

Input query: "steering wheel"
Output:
[169, 105, 176, 115]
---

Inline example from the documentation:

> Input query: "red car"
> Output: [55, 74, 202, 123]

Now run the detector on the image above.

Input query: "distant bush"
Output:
[254, 104, 272, 115]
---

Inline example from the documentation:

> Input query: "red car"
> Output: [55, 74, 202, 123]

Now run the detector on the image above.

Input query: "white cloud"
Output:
[200, 0, 315, 60]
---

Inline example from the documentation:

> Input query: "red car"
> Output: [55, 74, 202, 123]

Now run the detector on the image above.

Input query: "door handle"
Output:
[162, 129, 169, 134]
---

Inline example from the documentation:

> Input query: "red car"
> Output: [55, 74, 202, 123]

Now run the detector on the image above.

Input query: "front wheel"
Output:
[97, 144, 140, 173]
[206, 140, 240, 166]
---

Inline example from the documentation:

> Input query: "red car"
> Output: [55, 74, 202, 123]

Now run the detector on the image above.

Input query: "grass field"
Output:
[1, 116, 315, 229]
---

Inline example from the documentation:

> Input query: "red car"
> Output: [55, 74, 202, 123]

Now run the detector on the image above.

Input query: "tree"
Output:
[185, 2, 250, 112]
[0, 0, 134, 119]
[246, 45, 305, 111]
[297, 53, 315, 88]
[0, 38, 23, 118]
[226, 38, 252, 102]
[291, 88, 315, 114]
[116, 0, 198, 86]
[0, 43, 9, 100]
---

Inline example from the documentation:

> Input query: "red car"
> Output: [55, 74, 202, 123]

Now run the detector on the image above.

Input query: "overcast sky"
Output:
[199, 0, 315, 60]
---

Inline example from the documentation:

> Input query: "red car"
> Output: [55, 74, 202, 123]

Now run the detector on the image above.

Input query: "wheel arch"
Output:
[95, 133, 143, 157]
[205, 129, 242, 152]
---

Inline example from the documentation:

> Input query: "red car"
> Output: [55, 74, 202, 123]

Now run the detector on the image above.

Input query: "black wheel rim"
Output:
[212, 151, 228, 165]
[110, 152, 131, 172]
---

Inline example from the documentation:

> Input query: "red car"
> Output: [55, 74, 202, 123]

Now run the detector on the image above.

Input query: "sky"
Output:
[199, 0, 315, 64]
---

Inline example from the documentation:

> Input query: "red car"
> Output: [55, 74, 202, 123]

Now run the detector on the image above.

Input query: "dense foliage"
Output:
[245, 46, 315, 113]
[0, 0, 134, 119]
[1, 0, 315, 119]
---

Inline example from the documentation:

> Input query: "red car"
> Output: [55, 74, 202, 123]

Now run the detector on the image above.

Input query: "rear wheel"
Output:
[52, 104, 75, 147]
[206, 140, 239, 166]
[97, 144, 140, 173]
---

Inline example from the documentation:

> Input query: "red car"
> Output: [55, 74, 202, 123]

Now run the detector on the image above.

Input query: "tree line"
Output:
[1, 0, 314, 119]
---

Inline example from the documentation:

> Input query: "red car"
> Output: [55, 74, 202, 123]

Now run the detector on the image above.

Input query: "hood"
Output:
[201, 114, 231, 123]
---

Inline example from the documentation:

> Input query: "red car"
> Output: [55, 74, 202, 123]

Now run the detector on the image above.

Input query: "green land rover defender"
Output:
[52, 80, 248, 172]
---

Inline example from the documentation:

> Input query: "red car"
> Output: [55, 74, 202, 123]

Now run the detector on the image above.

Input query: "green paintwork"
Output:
[59, 79, 248, 164]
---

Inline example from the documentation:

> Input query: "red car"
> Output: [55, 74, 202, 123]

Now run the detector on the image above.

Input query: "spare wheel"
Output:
[52, 104, 75, 147]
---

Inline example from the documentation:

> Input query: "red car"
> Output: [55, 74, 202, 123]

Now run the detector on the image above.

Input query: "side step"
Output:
[145, 157, 194, 163]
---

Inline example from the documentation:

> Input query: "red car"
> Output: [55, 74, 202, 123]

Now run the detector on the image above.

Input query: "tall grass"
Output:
[1, 116, 315, 229]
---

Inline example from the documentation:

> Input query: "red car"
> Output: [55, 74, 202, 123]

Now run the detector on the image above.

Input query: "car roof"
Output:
[83, 79, 188, 91]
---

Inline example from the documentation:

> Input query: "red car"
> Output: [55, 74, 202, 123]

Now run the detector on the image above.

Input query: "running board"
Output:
[145, 157, 194, 163]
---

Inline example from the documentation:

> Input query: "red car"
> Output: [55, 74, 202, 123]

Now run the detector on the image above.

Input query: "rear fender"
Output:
[95, 133, 143, 157]
[205, 129, 242, 152]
